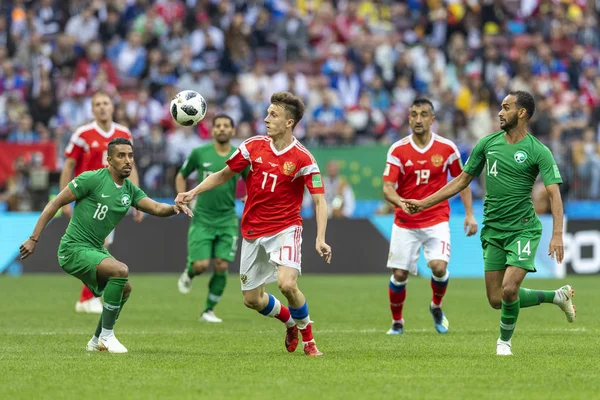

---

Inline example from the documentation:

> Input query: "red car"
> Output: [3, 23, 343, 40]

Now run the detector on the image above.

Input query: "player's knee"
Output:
[192, 260, 209, 274]
[429, 261, 447, 277]
[501, 283, 519, 300]
[214, 259, 229, 273]
[242, 294, 262, 310]
[392, 269, 409, 282]
[122, 281, 132, 299]
[277, 279, 298, 297]
[112, 262, 129, 278]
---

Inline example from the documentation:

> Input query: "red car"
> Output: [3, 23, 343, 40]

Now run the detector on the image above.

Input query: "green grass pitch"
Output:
[1, 274, 599, 400]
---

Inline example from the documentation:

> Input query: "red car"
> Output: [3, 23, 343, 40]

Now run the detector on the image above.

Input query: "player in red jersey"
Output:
[382, 98, 478, 335]
[60, 91, 144, 314]
[176, 92, 331, 356]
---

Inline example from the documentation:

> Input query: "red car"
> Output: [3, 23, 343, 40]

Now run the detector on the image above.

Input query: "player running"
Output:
[175, 92, 331, 356]
[60, 91, 144, 314]
[20, 138, 192, 353]
[176, 114, 248, 323]
[382, 98, 478, 335]
[403, 91, 576, 355]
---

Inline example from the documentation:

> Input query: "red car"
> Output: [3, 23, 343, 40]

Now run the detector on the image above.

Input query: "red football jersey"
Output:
[227, 136, 325, 239]
[64, 122, 133, 176]
[383, 133, 462, 229]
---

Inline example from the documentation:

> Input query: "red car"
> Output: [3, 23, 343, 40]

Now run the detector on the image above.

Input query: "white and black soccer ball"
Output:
[170, 90, 207, 126]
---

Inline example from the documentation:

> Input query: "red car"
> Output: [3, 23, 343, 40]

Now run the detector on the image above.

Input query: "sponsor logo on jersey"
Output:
[283, 161, 296, 176]
[202, 162, 212, 167]
[514, 151, 527, 163]
[269, 162, 278, 167]
[121, 194, 132, 207]
[417, 160, 427, 165]
[312, 173, 323, 188]
[254, 157, 263, 163]
[431, 154, 443, 167]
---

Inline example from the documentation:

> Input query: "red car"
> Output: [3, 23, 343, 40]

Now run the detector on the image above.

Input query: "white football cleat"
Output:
[178, 270, 192, 294]
[496, 338, 513, 356]
[86, 337, 100, 352]
[200, 310, 222, 323]
[555, 285, 576, 323]
[99, 334, 128, 353]
[75, 297, 103, 314]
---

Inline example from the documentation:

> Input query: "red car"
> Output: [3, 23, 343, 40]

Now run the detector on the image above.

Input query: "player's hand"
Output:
[132, 208, 145, 223]
[548, 233, 564, 263]
[175, 191, 195, 206]
[173, 203, 194, 218]
[61, 204, 72, 219]
[19, 239, 37, 260]
[316, 239, 332, 264]
[397, 199, 411, 214]
[241, 195, 248, 203]
[403, 199, 425, 214]
[464, 215, 479, 237]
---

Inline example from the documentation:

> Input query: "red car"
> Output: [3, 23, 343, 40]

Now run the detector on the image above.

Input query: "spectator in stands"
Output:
[572, 127, 600, 199]
[323, 160, 356, 218]
[7, 113, 38, 143]
[0, 155, 32, 211]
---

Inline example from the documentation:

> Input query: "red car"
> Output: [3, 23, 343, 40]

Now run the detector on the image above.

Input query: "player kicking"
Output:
[404, 91, 576, 355]
[383, 98, 478, 335]
[176, 92, 332, 356]
[20, 138, 192, 353]
[176, 114, 248, 323]
[60, 91, 144, 314]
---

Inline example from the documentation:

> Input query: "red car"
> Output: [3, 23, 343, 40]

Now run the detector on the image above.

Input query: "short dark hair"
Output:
[270, 91, 305, 129]
[410, 98, 435, 113]
[212, 114, 234, 128]
[108, 137, 133, 156]
[508, 90, 535, 120]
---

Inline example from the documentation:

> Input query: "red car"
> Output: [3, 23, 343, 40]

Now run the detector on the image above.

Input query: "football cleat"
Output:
[303, 340, 323, 356]
[85, 337, 100, 352]
[430, 306, 449, 333]
[177, 270, 192, 294]
[285, 325, 299, 353]
[98, 334, 128, 354]
[386, 320, 404, 335]
[76, 297, 103, 314]
[555, 285, 576, 323]
[496, 338, 513, 356]
[200, 310, 222, 323]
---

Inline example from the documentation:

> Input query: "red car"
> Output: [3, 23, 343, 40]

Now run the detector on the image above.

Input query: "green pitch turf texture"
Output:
[1, 274, 598, 400]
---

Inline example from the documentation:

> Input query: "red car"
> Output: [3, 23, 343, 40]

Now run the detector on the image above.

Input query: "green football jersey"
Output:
[180, 143, 246, 226]
[62, 168, 147, 249]
[463, 131, 562, 231]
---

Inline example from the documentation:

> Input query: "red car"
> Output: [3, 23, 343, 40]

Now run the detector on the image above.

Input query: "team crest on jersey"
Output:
[431, 154, 443, 167]
[240, 274, 248, 285]
[121, 194, 131, 207]
[283, 161, 296, 176]
[514, 151, 528, 163]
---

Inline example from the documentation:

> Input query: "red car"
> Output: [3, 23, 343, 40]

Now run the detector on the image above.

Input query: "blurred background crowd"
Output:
[1, 0, 600, 211]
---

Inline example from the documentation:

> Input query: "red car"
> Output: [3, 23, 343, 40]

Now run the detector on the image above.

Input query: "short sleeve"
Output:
[179, 149, 198, 178]
[67, 170, 96, 199]
[295, 152, 325, 194]
[131, 185, 148, 208]
[64, 134, 85, 162]
[538, 145, 563, 186]
[383, 146, 402, 183]
[447, 146, 463, 178]
[463, 138, 486, 177]
[227, 141, 252, 173]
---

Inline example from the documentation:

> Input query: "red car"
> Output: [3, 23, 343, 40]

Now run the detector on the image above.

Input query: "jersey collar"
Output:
[93, 121, 115, 138]
[409, 132, 435, 154]
[269, 137, 297, 156]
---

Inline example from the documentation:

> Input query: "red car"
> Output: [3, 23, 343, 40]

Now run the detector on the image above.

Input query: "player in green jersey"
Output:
[19, 138, 192, 353]
[403, 91, 576, 356]
[176, 114, 248, 323]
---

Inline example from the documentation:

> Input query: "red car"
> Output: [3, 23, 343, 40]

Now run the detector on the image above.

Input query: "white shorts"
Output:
[105, 229, 115, 246]
[239, 225, 303, 290]
[386, 222, 450, 275]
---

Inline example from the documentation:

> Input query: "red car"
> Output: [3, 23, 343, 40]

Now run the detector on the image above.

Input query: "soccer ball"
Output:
[170, 90, 207, 126]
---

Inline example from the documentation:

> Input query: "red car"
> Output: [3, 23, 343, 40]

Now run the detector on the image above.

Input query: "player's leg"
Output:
[496, 266, 527, 356]
[91, 280, 132, 350]
[423, 222, 451, 333]
[76, 232, 114, 313]
[386, 224, 421, 335]
[178, 222, 213, 294]
[506, 231, 576, 321]
[239, 236, 297, 351]
[200, 228, 238, 322]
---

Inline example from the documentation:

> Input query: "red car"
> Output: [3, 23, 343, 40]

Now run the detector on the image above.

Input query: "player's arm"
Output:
[19, 186, 78, 259]
[311, 192, 332, 264]
[406, 171, 475, 213]
[135, 197, 193, 218]
[458, 185, 478, 236]
[58, 158, 77, 216]
[546, 183, 564, 263]
[383, 181, 410, 214]
[175, 172, 187, 193]
[175, 166, 237, 205]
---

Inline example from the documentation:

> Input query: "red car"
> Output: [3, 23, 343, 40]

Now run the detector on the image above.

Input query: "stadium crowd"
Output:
[1, 0, 600, 206]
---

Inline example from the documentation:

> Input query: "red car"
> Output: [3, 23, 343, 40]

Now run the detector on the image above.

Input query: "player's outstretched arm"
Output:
[405, 171, 475, 214]
[458, 185, 479, 236]
[136, 197, 194, 218]
[19, 186, 77, 259]
[175, 166, 237, 205]
[312, 193, 332, 264]
[546, 183, 564, 263]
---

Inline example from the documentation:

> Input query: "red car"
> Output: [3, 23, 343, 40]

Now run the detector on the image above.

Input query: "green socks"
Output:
[519, 287, 556, 308]
[204, 271, 227, 312]
[500, 299, 520, 342]
[95, 295, 129, 338]
[101, 277, 128, 330]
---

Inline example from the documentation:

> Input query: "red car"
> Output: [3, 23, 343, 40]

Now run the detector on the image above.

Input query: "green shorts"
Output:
[480, 225, 541, 272]
[188, 221, 239, 265]
[58, 245, 114, 297]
